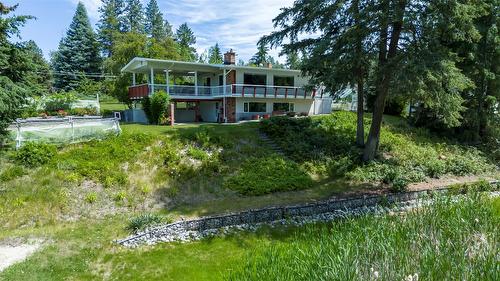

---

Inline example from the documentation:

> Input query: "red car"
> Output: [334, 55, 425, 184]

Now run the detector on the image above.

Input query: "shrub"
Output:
[44, 92, 77, 112]
[260, 112, 496, 187]
[126, 213, 171, 234]
[114, 191, 127, 202]
[0, 166, 25, 182]
[70, 106, 97, 116]
[187, 146, 208, 160]
[85, 192, 97, 204]
[53, 133, 154, 187]
[143, 91, 170, 124]
[224, 156, 313, 195]
[14, 142, 57, 167]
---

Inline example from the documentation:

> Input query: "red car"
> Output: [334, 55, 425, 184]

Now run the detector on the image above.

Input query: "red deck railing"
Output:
[128, 84, 322, 100]
[128, 84, 149, 100]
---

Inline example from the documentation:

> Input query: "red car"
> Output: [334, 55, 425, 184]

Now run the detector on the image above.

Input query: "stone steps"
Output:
[258, 131, 286, 156]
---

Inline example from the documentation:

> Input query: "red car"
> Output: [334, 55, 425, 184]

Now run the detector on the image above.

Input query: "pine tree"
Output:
[285, 50, 300, 69]
[250, 41, 269, 66]
[176, 23, 197, 61]
[52, 2, 101, 90]
[164, 19, 173, 38]
[208, 43, 222, 64]
[97, 0, 124, 57]
[124, 0, 144, 33]
[145, 0, 166, 40]
[0, 3, 36, 139]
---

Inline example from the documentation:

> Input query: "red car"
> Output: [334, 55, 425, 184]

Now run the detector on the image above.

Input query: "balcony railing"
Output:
[129, 84, 326, 100]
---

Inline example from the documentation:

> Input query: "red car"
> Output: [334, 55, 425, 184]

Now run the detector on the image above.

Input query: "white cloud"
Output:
[162, 0, 295, 62]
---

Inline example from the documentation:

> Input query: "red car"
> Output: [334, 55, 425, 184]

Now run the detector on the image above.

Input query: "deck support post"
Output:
[165, 70, 170, 94]
[223, 69, 227, 123]
[150, 68, 154, 95]
[132, 73, 136, 86]
[194, 71, 198, 96]
[170, 103, 175, 126]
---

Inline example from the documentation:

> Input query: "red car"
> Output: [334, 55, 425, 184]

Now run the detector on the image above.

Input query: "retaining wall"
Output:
[118, 180, 498, 247]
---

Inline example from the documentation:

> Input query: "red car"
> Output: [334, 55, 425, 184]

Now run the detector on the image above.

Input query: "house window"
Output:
[244, 102, 266, 113]
[273, 102, 294, 112]
[176, 102, 196, 110]
[218, 75, 223, 86]
[244, 73, 266, 85]
[274, 76, 294, 87]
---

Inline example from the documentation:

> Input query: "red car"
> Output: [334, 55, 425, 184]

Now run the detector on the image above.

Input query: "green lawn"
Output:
[100, 101, 128, 112]
[0, 192, 498, 280]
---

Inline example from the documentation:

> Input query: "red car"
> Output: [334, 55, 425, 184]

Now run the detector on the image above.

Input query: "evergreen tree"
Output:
[261, 0, 370, 148]
[124, 0, 144, 33]
[208, 43, 222, 64]
[250, 41, 269, 66]
[176, 23, 197, 61]
[164, 19, 173, 38]
[0, 2, 34, 139]
[52, 2, 101, 90]
[263, 0, 487, 161]
[285, 50, 300, 69]
[97, 0, 124, 57]
[145, 0, 166, 40]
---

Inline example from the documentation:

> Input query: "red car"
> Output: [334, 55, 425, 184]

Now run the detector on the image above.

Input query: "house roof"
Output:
[120, 57, 302, 75]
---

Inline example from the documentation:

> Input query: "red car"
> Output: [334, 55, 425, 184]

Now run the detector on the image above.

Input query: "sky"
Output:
[5, 0, 294, 63]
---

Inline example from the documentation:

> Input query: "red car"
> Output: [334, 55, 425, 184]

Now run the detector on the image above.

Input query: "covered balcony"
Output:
[128, 84, 325, 100]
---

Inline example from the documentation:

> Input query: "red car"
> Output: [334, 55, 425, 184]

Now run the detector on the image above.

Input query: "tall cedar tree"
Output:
[261, 0, 371, 148]
[97, 0, 125, 57]
[52, 2, 101, 90]
[144, 0, 166, 40]
[124, 0, 144, 33]
[208, 43, 223, 64]
[175, 23, 197, 61]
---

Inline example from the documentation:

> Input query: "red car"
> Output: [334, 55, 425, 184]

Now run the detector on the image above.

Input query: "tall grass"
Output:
[226, 193, 499, 280]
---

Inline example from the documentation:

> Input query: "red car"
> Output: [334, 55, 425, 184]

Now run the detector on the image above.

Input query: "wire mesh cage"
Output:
[10, 116, 121, 149]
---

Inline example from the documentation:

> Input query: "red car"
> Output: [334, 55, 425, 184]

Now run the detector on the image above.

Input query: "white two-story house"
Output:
[121, 50, 332, 123]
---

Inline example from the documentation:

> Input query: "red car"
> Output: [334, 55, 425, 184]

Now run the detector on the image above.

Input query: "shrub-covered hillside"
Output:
[261, 112, 497, 191]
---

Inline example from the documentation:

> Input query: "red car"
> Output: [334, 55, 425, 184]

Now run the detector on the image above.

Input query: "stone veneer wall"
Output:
[225, 97, 236, 123]
[116, 180, 498, 247]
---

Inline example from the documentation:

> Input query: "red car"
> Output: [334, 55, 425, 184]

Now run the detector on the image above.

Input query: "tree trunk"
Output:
[356, 75, 365, 147]
[362, 0, 406, 162]
[353, 0, 364, 147]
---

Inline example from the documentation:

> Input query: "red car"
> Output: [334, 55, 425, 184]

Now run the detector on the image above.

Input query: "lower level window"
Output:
[273, 102, 294, 112]
[176, 102, 196, 110]
[244, 102, 266, 113]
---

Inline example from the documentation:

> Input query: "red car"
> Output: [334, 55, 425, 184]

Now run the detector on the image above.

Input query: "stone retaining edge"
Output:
[117, 180, 499, 246]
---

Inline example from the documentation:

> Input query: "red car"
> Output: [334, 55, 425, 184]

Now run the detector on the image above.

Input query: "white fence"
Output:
[10, 116, 121, 149]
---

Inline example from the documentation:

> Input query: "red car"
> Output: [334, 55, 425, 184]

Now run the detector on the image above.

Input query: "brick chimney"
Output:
[266, 62, 273, 69]
[223, 49, 236, 65]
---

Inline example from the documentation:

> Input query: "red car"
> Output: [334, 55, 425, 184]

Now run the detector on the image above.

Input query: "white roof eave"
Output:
[121, 57, 303, 75]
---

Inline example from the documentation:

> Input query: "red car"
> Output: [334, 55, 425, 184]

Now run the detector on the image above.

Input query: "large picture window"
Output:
[273, 76, 294, 87]
[244, 102, 267, 113]
[244, 73, 267, 85]
[273, 102, 294, 112]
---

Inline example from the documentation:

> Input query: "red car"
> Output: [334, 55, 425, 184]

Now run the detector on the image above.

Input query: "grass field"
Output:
[0, 192, 498, 280]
